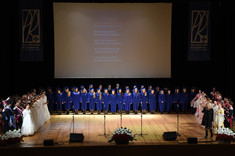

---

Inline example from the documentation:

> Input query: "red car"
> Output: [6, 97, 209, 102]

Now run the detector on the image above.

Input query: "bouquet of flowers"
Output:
[0, 129, 23, 146]
[216, 127, 235, 143]
[108, 127, 135, 144]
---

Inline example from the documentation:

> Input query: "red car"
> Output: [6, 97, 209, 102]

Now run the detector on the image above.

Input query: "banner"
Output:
[19, 0, 43, 62]
[188, 1, 211, 61]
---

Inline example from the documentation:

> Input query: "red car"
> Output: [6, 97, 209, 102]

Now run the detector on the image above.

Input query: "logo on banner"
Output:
[191, 10, 209, 48]
[22, 9, 40, 50]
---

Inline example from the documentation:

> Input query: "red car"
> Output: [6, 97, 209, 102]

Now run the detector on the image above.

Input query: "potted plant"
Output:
[216, 127, 235, 144]
[108, 127, 135, 145]
[0, 129, 23, 146]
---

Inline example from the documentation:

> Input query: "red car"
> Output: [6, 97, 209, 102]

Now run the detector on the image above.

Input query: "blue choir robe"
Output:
[132, 93, 140, 111]
[46, 91, 55, 111]
[64, 92, 72, 110]
[102, 93, 110, 111]
[56, 93, 64, 111]
[124, 93, 132, 111]
[173, 93, 180, 111]
[140, 93, 148, 110]
[81, 93, 88, 110]
[149, 93, 156, 111]
[72, 92, 81, 110]
[110, 94, 117, 112]
[88, 93, 95, 110]
[95, 92, 103, 111]
[158, 93, 166, 112]
[180, 92, 189, 111]
[117, 93, 123, 111]
[155, 90, 160, 109]
[165, 93, 173, 112]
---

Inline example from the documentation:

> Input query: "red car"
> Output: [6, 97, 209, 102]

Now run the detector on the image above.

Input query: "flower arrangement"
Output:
[216, 127, 235, 143]
[0, 129, 23, 146]
[108, 127, 135, 144]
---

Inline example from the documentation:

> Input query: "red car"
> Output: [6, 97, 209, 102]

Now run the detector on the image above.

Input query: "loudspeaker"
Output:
[69, 133, 84, 143]
[43, 139, 54, 146]
[187, 138, 198, 144]
[162, 132, 177, 141]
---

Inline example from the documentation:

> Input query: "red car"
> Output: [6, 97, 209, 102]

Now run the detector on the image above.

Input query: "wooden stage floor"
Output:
[20, 113, 231, 147]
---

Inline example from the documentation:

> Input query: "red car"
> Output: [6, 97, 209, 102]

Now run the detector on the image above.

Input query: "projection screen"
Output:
[53, 3, 172, 78]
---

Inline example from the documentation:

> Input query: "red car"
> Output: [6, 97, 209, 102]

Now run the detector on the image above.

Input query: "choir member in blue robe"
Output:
[88, 88, 96, 114]
[123, 88, 132, 114]
[147, 85, 153, 95]
[155, 86, 160, 110]
[139, 85, 145, 94]
[132, 85, 137, 93]
[88, 84, 93, 93]
[189, 87, 197, 112]
[80, 85, 84, 93]
[110, 89, 117, 114]
[56, 88, 65, 114]
[117, 88, 124, 113]
[132, 87, 140, 114]
[149, 89, 156, 113]
[102, 88, 110, 114]
[64, 87, 72, 114]
[98, 84, 103, 92]
[108, 84, 112, 94]
[46, 87, 55, 114]
[72, 87, 81, 114]
[95, 88, 103, 114]
[158, 90, 166, 114]
[165, 89, 173, 113]
[140, 88, 148, 113]
[173, 88, 181, 112]
[180, 88, 189, 111]
[115, 83, 120, 93]
[81, 88, 89, 114]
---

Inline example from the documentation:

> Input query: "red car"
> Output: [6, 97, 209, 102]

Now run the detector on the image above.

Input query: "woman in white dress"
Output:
[42, 91, 50, 121]
[214, 103, 224, 131]
[21, 104, 35, 136]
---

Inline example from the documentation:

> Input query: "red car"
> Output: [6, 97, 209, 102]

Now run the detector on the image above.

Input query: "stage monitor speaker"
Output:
[43, 139, 54, 146]
[187, 138, 198, 144]
[162, 132, 177, 141]
[69, 133, 84, 143]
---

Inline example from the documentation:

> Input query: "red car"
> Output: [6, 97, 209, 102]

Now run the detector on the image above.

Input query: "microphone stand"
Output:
[98, 113, 107, 137]
[120, 112, 122, 128]
[136, 103, 148, 137]
[176, 103, 181, 136]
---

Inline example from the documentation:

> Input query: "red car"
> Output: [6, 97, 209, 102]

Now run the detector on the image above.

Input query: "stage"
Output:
[1, 113, 235, 156]
[20, 113, 222, 147]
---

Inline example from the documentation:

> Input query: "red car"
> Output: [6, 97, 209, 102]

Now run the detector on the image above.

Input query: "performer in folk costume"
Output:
[132, 87, 140, 114]
[95, 88, 103, 114]
[88, 88, 96, 114]
[13, 99, 23, 130]
[214, 103, 225, 132]
[201, 102, 214, 139]
[158, 90, 166, 114]
[180, 87, 189, 111]
[102, 88, 110, 114]
[81, 88, 89, 114]
[123, 88, 132, 114]
[117, 88, 124, 114]
[140, 88, 148, 114]
[72, 87, 81, 114]
[56, 88, 65, 115]
[149, 89, 156, 114]
[173, 88, 181, 112]
[191, 90, 203, 117]
[110, 89, 117, 114]
[2, 99, 14, 133]
[210, 88, 217, 101]
[165, 89, 173, 113]
[224, 100, 234, 129]
[46, 87, 55, 114]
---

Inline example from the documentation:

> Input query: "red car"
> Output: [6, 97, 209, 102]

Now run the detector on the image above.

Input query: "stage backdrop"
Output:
[53, 3, 172, 78]
[187, 1, 211, 61]
[19, 0, 44, 62]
